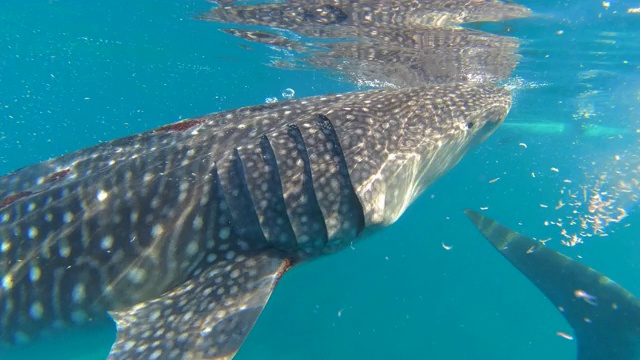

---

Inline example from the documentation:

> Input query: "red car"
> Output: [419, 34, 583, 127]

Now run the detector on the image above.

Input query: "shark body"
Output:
[466, 210, 640, 360]
[0, 83, 510, 358]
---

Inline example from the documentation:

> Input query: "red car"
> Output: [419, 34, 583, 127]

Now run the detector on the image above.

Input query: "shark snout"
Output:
[471, 103, 511, 144]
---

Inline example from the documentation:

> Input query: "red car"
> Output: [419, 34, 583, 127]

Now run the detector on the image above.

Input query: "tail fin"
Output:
[465, 209, 640, 360]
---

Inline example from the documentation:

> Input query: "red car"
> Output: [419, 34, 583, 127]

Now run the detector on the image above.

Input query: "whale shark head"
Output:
[332, 82, 511, 227]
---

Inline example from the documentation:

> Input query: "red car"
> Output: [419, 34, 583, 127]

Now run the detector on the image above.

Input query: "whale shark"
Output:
[465, 209, 640, 360]
[0, 83, 510, 359]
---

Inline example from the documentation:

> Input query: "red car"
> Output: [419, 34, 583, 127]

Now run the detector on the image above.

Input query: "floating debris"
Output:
[574, 289, 598, 306]
[536, 148, 640, 245]
[556, 331, 574, 341]
[538, 238, 552, 245]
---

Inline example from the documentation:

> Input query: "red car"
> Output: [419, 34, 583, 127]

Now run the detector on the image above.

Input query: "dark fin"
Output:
[107, 250, 292, 360]
[465, 209, 640, 360]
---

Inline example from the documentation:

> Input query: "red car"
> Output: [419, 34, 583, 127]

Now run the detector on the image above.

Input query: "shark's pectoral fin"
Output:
[107, 250, 292, 360]
[465, 209, 640, 360]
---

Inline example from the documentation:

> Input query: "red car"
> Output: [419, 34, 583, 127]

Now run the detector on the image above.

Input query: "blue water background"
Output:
[0, 0, 639, 359]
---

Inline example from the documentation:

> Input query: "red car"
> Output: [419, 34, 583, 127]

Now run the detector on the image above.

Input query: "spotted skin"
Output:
[0, 83, 510, 357]
[271, 124, 329, 251]
[235, 135, 297, 249]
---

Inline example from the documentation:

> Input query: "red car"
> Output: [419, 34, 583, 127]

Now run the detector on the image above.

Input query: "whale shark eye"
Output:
[466, 122, 474, 129]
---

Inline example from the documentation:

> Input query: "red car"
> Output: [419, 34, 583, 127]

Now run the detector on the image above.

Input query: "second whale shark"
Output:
[466, 210, 640, 360]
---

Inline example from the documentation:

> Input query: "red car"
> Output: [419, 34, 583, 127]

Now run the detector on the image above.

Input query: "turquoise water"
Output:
[1, 0, 639, 359]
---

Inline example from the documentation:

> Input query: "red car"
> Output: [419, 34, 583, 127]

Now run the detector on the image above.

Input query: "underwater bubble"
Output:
[281, 88, 295, 100]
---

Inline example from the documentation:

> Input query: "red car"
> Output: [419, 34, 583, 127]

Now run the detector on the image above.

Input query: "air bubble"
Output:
[281, 88, 295, 100]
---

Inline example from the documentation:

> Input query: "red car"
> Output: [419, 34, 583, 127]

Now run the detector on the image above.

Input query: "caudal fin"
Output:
[465, 209, 640, 360]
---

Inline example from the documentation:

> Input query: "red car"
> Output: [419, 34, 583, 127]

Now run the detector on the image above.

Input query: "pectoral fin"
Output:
[107, 250, 292, 360]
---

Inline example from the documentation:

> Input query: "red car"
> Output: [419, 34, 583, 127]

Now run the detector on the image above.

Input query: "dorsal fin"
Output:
[465, 209, 640, 360]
